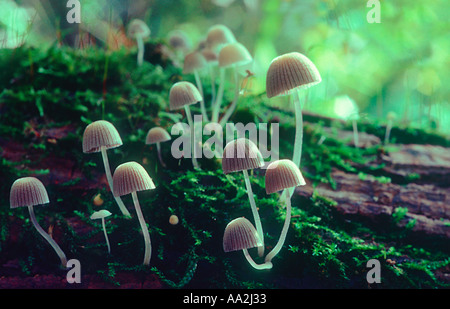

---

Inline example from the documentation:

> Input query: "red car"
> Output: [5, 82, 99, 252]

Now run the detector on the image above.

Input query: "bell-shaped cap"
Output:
[206, 24, 236, 53]
[82, 120, 123, 153]
[169, 81, 202, 111]
[90, 209, 112, 220]
[223, 217, 262, 252]
[265, 159, 306, 194]
[145, 127, 171, 145]
[201, 47, 218, 63]
[127, 19, 151, 39]
[167, 30, 191, 52]
[183, 51, 207, 74]
[218, 42, 252, 68]
[112, 162, 155, 197]
[222, 138, 264, 174]
[266, 52, 321, 98]
[10, 177, 49, 208]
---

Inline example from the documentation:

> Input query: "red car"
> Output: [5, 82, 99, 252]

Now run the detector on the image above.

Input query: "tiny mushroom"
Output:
[145, 127, 171, 168]
[384, 111, 397, 144]
[223, 217, 272, 270]
[205, 24, 236, 55]
[127, 19, 151, 66]
[113, 162, 155, 266]
[83, 120, 131, 218]
[183, 51, 209, 121]
[222, 138, 265, 257]
[266, 52, 321, 184]
[10, 177, 68, 267]
[264, 159, 306, 264]
[169, 81, 203, 170]
[90, 209, 112, 254]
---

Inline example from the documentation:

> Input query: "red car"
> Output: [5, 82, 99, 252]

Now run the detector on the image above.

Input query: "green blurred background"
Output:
[1, 0, 448, 133]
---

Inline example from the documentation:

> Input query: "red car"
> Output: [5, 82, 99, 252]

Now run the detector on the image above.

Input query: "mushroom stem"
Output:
[265, 189, 292, 263]
[101, 218, 111, 254]
[209, 65, 216, 108]
[28, 205, 67, 268]
[384, 119, 392, 145]
[352, 118, 359, 147]
[184, 105, 200, 170]
[131, 191, 152, 266]
[156, 142, 166, 168]
[136, 36, 145, 66]
[289, 90, 303, 198]
[219, 66, 240, 126]
[212, 68, 226, 123]
[101, 147, 132, 218]
[242, 169, 264, 257]
[194, 70, 208, 122]
[243, 248, 272, 270]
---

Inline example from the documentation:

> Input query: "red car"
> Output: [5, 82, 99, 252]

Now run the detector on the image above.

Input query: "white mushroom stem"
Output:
[288, 90, 303, 198]
[101, 217, 111, 254]
[194, 70, 209, 122]
[131, 191, 152, 266]
[352, 119, 359, 147]
[208, 65, 217, 108]
[136, 36, 145, 66]
[212, 68, 226, 123]
[265, 189, 292, 264]
[219, 67, 240, 127]
[243, 248, 272, 270]
[100, 147, 132, 218]
[28, 205, 67, 268]
[384, 119, 393, 144]
[184, 105, 200, 170]
[156, 142, 166, 168]
[242, 169, 264, 257]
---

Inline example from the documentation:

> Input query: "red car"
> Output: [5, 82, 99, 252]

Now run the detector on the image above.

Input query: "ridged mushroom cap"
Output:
[90, 209, 112, 220]
[201, 47, 218, 63]
[82, 120, 123, 153]
[183, 51, 207, 74]
[222, 138, 264, 174]
[266, 52, 321, 98]
[169, 81, 202, 111]
[223, 217, 262, 252]
[10, 177, 49, 208]
[218, 42, 252, 68]
[145, 127, 171, 145]
[127, 19, 151, 39]
[206, 24, 236, 52]
[265, 159, 306, 194]
[112, 162, 155, 197]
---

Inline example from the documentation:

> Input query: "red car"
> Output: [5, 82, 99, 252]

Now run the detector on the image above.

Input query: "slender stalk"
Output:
[212, 68, 225, 123]
[352, 119, 359, 147]
[136, 36, 144, 66]
[243, 249, 272, 270]
[219, 67, 240, 126]
[242, 169, 264, 257]
[265, 189, 292, 263]
[156, 142, 166, 168]
[194, 70, 209, 122]
[184, 105, 200, 169]
[209, 64, 216, 107]
[384, 120, 392, 145]
[289, 90, 303, 198]
[132, 191, 152, 266]
[28, 206, 67, 268]
[101, 218, 111, 254]
[101, 147, 132, 218]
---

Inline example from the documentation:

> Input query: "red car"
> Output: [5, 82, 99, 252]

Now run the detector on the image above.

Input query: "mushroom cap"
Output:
[265, 159, 306, 194]
[10, 177, 49, 208]
[169, 81, 202, 111]
[223, 217, 262, 252]
[201, 47, 218, 63]
[266, 52, 321, 98]
[167, 30, 191, 52]
[183, 51, 207, 74]
[112, 162, 155, 197]
[145, 127, 171, 145]
[218, 42, 252, 68]
[82, 120, 123, 153]
[90, 209, 112, 220]
[127, 19, 151, 39]
[222, 138, 264, 174]
[206, 24, 236, 52]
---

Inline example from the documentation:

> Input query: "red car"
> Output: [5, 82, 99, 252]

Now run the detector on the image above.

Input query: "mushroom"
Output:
[384, 111, 397, 144]
[183, 51, 209, 121]
[83, 120, 131, 218]
[201, 47, 219, 108]
[112, 162, 155, 265]
[223, 217, 272, 270]
[264, 159, 306, 264]
[145, 127, 171, 168]
[10, 177, 68, 267]
[205, 24, 236, 55]
[127, 19, 151, 67]
[266, 52, 321, 183]
[213, 42, 253, 126]
[90, 209, 112, 254]
[222, 138, 265, 257]
[169, 81, 203, 170]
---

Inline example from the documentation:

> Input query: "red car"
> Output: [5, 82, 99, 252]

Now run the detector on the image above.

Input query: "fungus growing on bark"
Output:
[127, 19, 151, 67]
[10, 177, 68, 267]
[145, 127, 171, 168]
[90, 209, 112, 254]
[222, 138, 265, 256]
[83, 120, 131, 218]
[113, 162, 155, 265]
